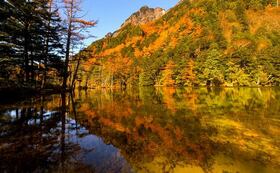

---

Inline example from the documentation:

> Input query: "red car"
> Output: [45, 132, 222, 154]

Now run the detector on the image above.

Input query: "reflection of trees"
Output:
[75, 87, 280, 172]
[80, 115, 217, 172]
[0, 87, 279, 172]
[75, 89, 217, 172]
[0, 95, 87, 172]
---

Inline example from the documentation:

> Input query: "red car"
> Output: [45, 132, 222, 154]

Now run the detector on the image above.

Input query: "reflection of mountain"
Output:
[0, 88, 279, 173]
[79, 112, 216, 172]
[74, 87, 280, 172]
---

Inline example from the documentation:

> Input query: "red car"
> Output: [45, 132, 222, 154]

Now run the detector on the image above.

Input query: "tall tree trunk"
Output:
[62, 0, 95, 90]
[42, 46, 48, 88]
[42, 0, 53, 89]
[71, 56, 81, 91]
[62, 0, 74, 91]
[70, 93, 78, 130]
[62, 29, 71, 90]
[31, 51, 35, 84]
[42, 34, 50, 89]
[24, 23, 30, 82]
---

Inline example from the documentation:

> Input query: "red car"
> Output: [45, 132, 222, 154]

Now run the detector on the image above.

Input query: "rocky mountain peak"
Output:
[121, 6, 166, 27]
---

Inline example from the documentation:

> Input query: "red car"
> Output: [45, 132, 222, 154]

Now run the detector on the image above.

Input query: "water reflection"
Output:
[0, 87, 279, 173]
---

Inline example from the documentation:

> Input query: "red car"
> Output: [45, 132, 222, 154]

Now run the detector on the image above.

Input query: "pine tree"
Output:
[39, 0, 63, 88]
[0, 0, 16, 81]
[0, 0, 63, 87]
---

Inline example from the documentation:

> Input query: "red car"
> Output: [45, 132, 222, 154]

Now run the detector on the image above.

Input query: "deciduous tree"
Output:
[62, 0, 96, 90]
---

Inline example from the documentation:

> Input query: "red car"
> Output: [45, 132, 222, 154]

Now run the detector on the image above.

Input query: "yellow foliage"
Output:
[141, 22, 157, 34]
[144, 30, 169, 55]
[101, 44, 125, 56]
[246, 7, 280, 34]
[233, 39, 252, 48]
[219, 11, 241, 44]
[257, 39, 271, 51]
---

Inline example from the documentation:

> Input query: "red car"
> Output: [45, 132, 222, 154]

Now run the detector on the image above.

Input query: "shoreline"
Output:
[0, 86, 64, 104]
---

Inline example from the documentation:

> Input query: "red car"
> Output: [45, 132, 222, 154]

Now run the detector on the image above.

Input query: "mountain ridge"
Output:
[76, 0, 280, 88]
[108, 6, 166, 38]
[121, 6, 166, 27]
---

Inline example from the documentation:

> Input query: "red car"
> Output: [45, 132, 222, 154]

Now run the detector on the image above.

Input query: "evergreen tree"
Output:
[0, 0, 63, 87]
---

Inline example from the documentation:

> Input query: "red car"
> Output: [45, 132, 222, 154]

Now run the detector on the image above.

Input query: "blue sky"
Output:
[81, 0, 179, 46]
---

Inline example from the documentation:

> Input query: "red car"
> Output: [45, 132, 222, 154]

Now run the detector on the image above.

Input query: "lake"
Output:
[0, 87, 279, 173]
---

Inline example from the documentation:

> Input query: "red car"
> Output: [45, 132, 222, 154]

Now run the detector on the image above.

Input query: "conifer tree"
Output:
[0, 0, 63, 87]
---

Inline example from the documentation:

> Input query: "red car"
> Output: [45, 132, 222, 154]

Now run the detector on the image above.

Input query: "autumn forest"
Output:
[78, 0, 280, 88]
[0, 0, 280, 173]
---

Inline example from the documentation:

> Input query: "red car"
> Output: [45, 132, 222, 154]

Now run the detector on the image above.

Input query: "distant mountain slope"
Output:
[76, 0, 280, 88]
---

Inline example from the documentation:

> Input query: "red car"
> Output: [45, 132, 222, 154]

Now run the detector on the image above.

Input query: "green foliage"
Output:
[106, 24, 144, 49]
[121, 45, 135, 57]
[139, 50, 168, 86]
[139, 33, 159, 50]
[195, 49, 226, 86]
[225, 61, 251, 86]
[80, 0, 280, 87]
[257, 46, 280, 85]
[0, 0, 63, 87]
[91, 39, 105, 54]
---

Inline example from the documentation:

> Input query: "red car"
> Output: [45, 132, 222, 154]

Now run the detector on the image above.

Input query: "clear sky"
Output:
[81, 0, 179, 46]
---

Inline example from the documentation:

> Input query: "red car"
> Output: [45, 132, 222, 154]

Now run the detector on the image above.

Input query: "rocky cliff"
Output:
[121, 6, 166, 27]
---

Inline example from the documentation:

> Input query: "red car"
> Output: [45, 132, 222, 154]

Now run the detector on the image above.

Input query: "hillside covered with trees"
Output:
[77, 0, 280, 88]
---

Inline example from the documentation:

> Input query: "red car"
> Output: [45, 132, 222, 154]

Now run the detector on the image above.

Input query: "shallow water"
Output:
[0, 87, 279, 173]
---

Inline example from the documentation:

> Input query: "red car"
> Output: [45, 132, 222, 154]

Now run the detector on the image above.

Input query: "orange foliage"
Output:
[161, 87, 177, 112]
[79, 103, 97, 118]
[144, 30, 169, 55]
[188, 7, 206, 17]
[141, 22, 157, 34]
[185, 60, 195, 82]
[101, 44, 125, 56]
[257, 39, 271, 51]
[183, 89, 198, 112]
[246, 7, 280, 34]
[99, 117, 128, 132]
[161, 61, 176, 87]
[233, 39, 252, 48]
[134, 48, 143, 57]
[104, 56, 132, 77]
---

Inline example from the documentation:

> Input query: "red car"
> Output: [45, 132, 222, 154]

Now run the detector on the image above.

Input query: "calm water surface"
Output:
[0, 87, 279, 173]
